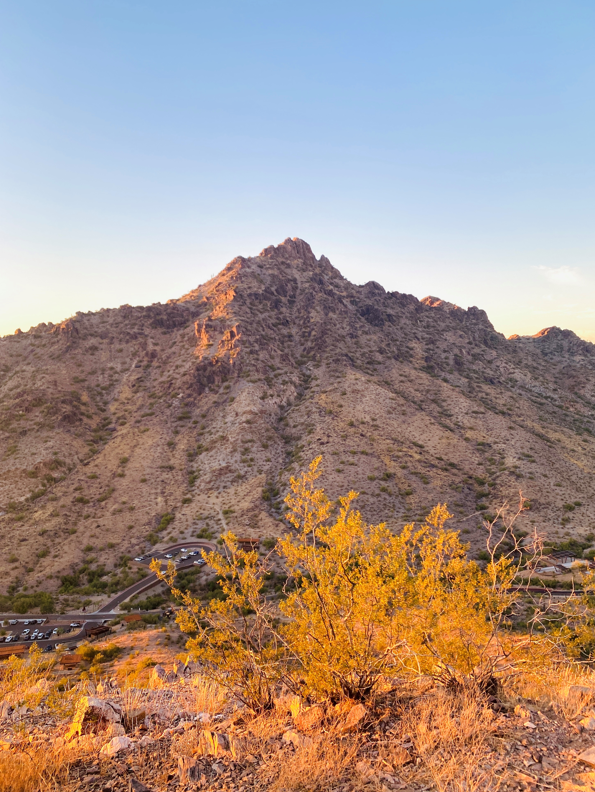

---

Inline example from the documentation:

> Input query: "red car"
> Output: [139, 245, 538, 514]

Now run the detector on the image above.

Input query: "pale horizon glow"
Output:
[1, 2, 594, 343]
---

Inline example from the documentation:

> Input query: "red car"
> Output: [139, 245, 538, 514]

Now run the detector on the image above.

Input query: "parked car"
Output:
[193, 559, 206, 566]
[8, 620, 17, 625]
[165, 553, 173, 559]
[22, 629, 30, 635]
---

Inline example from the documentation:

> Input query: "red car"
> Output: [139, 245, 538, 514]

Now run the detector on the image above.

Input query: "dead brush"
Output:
[190, 673, 228, 716]
[266, 731, 361, 792]
[389, 689, 497, 792]
[0, 646, 55, 710]
[507, 662, 595, 721]
[0, 729, 96, 792]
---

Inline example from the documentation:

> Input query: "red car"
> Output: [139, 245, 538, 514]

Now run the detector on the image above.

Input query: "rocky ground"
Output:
[1, 238, 594, 604]
[5, 654, 595, 791]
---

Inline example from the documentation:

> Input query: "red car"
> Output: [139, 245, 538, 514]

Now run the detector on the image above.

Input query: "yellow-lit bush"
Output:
[155, 458, 549, 709]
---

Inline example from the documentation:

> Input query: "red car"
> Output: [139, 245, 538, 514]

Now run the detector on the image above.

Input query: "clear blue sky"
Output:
[1, 1, 594, 341]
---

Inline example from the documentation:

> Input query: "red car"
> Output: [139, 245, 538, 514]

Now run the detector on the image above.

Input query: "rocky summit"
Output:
[1, 237, 594, 599]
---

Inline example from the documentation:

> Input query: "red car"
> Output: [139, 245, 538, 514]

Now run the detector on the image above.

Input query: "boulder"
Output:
[563, 685, 594, 704]
[172, 659, 189, 677]
[339, 703, 367, 733]
[178, 756, 201, 784]
[581, 716, 595, 731]
[151, 665, 168, 682]
[150, 665, 175, 685]
[579, 746, 595, 767]
[0, 702, 12, 721]
[66, 696, 122, 740]
[100, 735, 134, 757]
[282, 730, 312, 749]
[196, 730, 238, 759]
[295, 705, 325, 732]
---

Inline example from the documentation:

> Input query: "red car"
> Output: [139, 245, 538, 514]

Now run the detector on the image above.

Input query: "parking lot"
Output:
[133, 544, 208, 568]
[0, 617, 105, 652]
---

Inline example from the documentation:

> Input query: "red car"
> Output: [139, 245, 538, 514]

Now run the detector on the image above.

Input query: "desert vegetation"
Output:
[2, 459, 595, 791]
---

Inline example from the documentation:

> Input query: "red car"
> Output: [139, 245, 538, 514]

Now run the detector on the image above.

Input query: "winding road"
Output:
[94, 539, 217, 613]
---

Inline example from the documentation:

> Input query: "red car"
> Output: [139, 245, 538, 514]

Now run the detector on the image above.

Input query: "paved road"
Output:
[94, 539, 216, 613]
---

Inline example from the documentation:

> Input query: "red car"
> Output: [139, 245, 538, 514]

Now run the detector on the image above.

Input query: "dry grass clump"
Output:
[0, 647, 55, 709]
[238, 689, 495, 792]
[507, 662, 595, 720]
[190, 673, 228, 716]
[0, 731, 97, 792]
[269, 732, 360, 792]
[170, 678, 498, 792]
[0, 743, 58, 792]
[395, 690, 497, 792]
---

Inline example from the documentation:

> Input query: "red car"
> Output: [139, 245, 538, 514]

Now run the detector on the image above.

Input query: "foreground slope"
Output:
[1, 238, 594, 598]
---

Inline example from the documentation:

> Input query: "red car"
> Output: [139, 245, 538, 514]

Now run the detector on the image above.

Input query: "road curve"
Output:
[93, 540, 217, 613]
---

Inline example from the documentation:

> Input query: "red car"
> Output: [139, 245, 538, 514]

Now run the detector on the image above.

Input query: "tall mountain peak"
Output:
[1, 239, 594, 602]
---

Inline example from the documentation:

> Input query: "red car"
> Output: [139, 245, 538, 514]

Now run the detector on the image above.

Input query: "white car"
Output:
[193, 559, 206, 566]
[134, 557, 144, 562]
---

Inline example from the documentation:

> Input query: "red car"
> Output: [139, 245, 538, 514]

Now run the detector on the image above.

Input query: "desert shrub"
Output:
[8, 591, 55, 614]
[157, 512, 174, 531]
[78, 642, 121, 665]
[156, 458, 548, 709]
[546, 570, 595, 660]
[121, 594, 165, 612]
